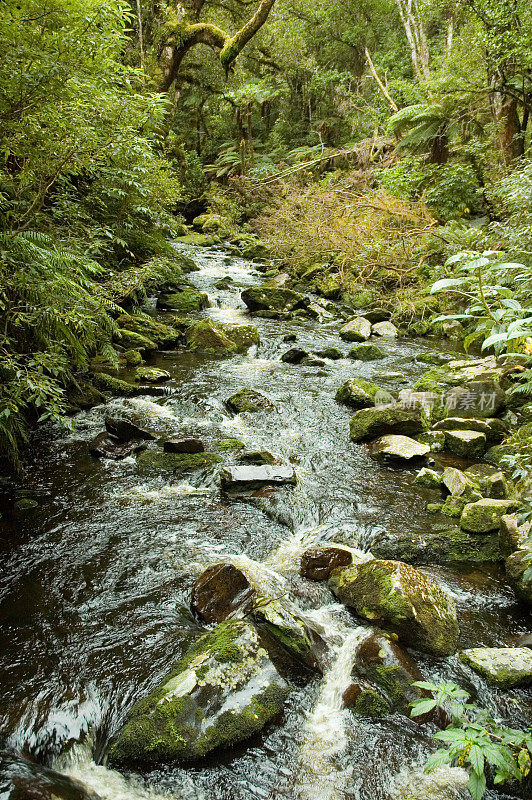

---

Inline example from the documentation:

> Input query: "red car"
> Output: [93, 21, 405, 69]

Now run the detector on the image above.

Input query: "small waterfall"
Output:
[53, 738, 183, 800]
[295, 617, 371, 800]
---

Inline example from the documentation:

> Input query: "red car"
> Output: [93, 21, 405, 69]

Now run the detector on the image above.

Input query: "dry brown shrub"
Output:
[253, 176, 436, 291]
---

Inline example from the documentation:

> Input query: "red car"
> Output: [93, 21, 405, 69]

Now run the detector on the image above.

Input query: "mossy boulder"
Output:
[216, 439, 245, 451]
[117, 313, 181, 349]
[371, 525, 501, 566]
[192, 213, 228, 233]
[372, 321, 398, 337]
[328, 559, 459, 655]
[136, 450, 221, 475]
[352, 632, 425, 715]
[223, 324, 260, 352]
[315, 273, 343, 300]
[414, 467, 442, 489]
[184, 319, 238, 355]
[413, 359, 506, 420]
[339, 317, 372, 342]
[349, 403, 426, 442]
[444, 430, 486, 459]
[226, 389, 274, 413]
[252, 599, 315, 667]
[460, 647, 532, 688]
[114, 328, 158, 354]
[433, 417, 507, 442]
[506, 547, 532, 604]
[66, 381, 106, 410]
[241, 286, 308, 314]
[92, 373, 142, 397]
[348, 343, 386, 361]
[135, 367, 171, 383]
[109, 620, 288, 765]
[416, 430, 446, 452]
[157, 289, 210, 313]
[315, 347, 343, 360]
[460, 499, 517, 533]
[123, 349, 144, 367]
[335, 378, 382, 410]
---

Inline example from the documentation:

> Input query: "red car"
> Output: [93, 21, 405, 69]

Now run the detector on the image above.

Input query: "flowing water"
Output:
[0, 244, 531, 800]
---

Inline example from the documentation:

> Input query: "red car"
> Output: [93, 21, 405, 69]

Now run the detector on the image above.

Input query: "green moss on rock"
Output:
[349, 404, 426, 442]
[136, 450, 221, 475]
[335, 378, 382, 410]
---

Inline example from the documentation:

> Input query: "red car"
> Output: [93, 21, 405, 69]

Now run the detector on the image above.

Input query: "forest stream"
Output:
[1, 244, 531, 800]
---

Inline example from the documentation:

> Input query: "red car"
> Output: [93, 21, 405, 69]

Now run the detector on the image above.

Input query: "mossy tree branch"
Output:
[160, 0, 276, 90]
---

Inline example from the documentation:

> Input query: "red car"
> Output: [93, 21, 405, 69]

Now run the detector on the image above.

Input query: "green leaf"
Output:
[468, 769, 486, 800]
[430, 277, 468, 293]
[468, 745, 485, 776]
[424, 749, 451, 772]
[410, 699, 438, 717]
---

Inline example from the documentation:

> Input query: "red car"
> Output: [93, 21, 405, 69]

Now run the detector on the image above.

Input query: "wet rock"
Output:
[220, 465, 296, 490]
[237, 451, 278, 465]
[315, 347, 343, 360]
[136, 450, 221, 475]
[479, 471, 511, 499]
[215, 276, 233, 290]
[329, 559, 459, 655]
[114, 328, 158, 354]
[283, 333, 297, 343]
[371, 526, 501, 566]
[281, 348, 308, 364]
[123, 349, 143, 367]
[365, 308, 391, 324]
[335, 378, 382, 410]
[66, 381, 107, 411]
[348, 343, 386, 361]
[460, 647, 532, 687]
[163, 438, 205, 454]
[216, 438, 246, 451]
[339, 317, 372, 342]
[192, 213, 228, 233]
[89, 432, 147, 460]
[109, 620, 288, 764]
[441, 467, 479, 499]
[516, 633, 532, 648]
[252, 599, 315, 667]
[444, 429, 486, 459]
[92, 373, 146, 397]
[223, 324, 260, 352]
[460, 498, 517, 533]
[225, 389, 274, 413]
[315, 273, 342, 300]
[117, 313, 181, 349]
[134, 367, 171, 383]
[499, 514, 530, 555]
[300, 356, 325, 366]
[414, 467, 442, 489]
[349, 404, 425, 442]
[157, 289, 210, 314]
[13, 497, 39, 511]
[346, 686, 390, 717]
[241, 285, 308, 314]
[415, 430, 446, 452]
[352, 632, 424, 714]
[369, 435, 430, 463]
[300, 545, 355, 581]
[191, 564, 255, 623]
[432, 416, 507, 442]
[184, 319, 237, 355]
[105, 417, 156, 442]
[506, 547, 532, 604]
[372, 321, 398, 337]
[440, 381, 506, 421]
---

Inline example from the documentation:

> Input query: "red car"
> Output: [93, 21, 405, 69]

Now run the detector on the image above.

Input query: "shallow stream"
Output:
[0, 245, 530, 800]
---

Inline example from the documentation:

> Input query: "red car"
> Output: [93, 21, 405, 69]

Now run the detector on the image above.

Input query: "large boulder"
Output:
[105, 417, 156, 442]
[369, 435, 429, 463]
[460, 647, 532, 687]
[163, 438, 205, 454]
[89, 433, 147, 460]
[156, 289, 210, 312]
[371, 525, 501, 566]
[117, 313, 181, 349]
[184, 319, 238, 355]
[241, 286, 308, 314]
[134, 367, 171, 383]
[460, 498, 517, 532]
[339, 317, 372, 342]
[432, 417, 507, 442]
[329, 559, 459, 655]
[224, 324, 260, 352]
[335, 378, 382, 410]
[191, 564, 255, 623]
[444, 429, 486, 459]
[506, 547, 532, 604]
[136, 450, 221, 475]
[281, 348, 308, 364]
[372, 321, 398, 337]
[226, 389, 274, 413]
[109, 620, 288, 764]
[349, 403, 425, 442]
[348, 343, 386, 361]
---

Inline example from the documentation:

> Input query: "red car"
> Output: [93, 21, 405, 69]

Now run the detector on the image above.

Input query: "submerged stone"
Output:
[371, 526, 501, 566]
[89, 433, 146, 460]
[315, 347, 343, 360]
[237, 451, 278, 465]
[163, 438, 205, 454]
[329, 559, 459, 655]
[339, 317, 372, 342]
[281, 348, 308, 364]
[105, 417, 156, 442]
[460, 647, 532, 687]
[136, 450, 221, 475]
[109, 620, 288, 764]
[226, 389, 274, 413]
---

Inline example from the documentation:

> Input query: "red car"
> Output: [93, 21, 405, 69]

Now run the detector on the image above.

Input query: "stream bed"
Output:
[0, 245, 530, 800]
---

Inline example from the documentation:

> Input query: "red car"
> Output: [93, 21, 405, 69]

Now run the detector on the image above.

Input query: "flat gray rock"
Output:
[221, 465, 296, 489]
[460, 647, 532, 687]
[370, 435, 430, 462]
